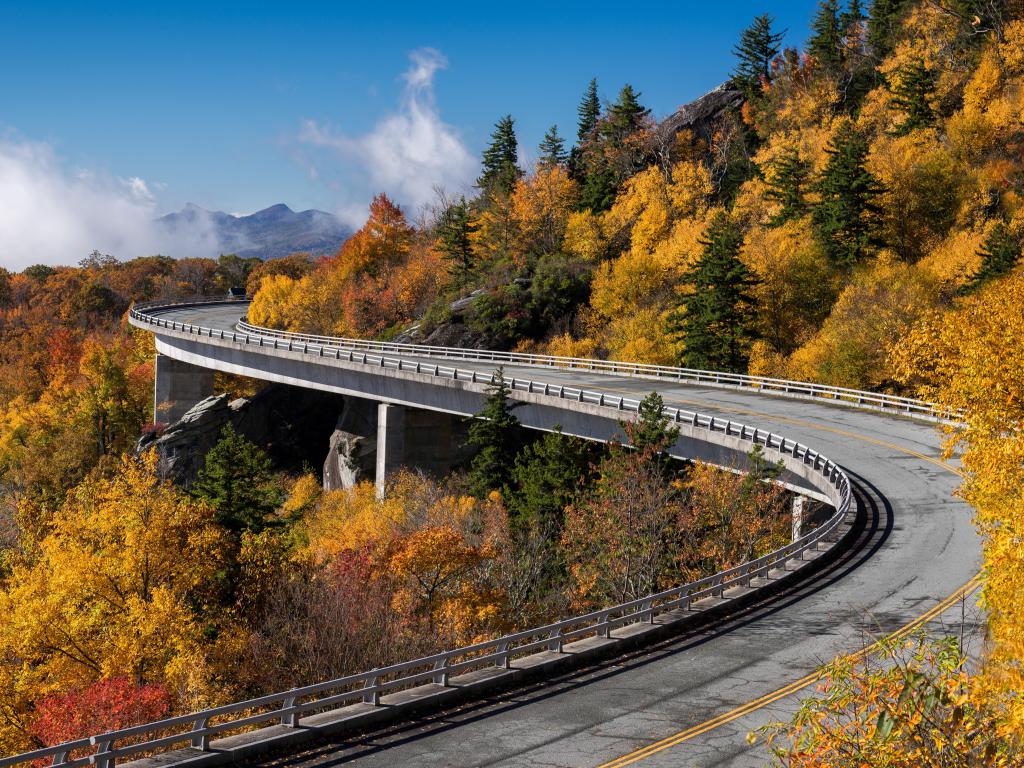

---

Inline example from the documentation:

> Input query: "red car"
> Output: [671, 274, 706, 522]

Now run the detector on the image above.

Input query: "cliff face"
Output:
[658, 82, 745, 145]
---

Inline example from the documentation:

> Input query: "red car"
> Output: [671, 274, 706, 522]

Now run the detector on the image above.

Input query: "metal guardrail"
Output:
[0, 298, 857, 768]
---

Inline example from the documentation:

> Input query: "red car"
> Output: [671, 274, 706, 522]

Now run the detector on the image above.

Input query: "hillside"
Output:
[157, 203, 352, 260]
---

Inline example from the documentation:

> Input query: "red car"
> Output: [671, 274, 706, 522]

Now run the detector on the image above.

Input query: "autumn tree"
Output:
[732, 14, 786, 96]
[479, 115, 521, 196]
[670, 211, 758, 373]
[812, 120, 884, 267]
[467, 369, 524, 499]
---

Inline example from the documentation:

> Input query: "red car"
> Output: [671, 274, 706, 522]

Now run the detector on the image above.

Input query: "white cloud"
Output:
[298, 47, 477, 219]
[0, 133, 221, 270]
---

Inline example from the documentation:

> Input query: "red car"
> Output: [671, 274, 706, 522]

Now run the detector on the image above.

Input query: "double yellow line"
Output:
[587, 387, 977, 767]
[596, 574, 982, 768]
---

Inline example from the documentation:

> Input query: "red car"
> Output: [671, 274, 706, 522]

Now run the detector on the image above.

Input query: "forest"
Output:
[2, 0, 1024, 764]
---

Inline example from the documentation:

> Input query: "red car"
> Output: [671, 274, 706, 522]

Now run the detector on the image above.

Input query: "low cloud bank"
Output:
[0, 134, 221, 270]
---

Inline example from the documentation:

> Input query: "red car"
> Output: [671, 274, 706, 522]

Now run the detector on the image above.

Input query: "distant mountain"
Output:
[157, 203, 352, 260]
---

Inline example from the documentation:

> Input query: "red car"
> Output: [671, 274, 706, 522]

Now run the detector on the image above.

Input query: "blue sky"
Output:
[0, 1, 817, 266]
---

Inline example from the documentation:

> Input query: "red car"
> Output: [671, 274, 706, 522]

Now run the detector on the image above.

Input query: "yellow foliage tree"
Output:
[0, 453, 231, 753]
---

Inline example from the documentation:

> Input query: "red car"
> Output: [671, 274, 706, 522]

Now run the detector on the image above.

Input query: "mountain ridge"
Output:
[157, 202, 352, 260]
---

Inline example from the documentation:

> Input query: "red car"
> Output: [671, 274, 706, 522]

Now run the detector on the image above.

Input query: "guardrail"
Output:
[227, 318, 956, 423]
[0, 300, 858, 768]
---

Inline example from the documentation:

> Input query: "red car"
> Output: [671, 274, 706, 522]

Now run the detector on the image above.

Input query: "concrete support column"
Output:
[792, 495, 806, 542]
[153, 354, 215, 425]
[375, 403, 406, 499]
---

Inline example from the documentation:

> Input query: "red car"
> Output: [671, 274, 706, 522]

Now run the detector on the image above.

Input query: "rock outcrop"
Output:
[658, 83, 745, 145]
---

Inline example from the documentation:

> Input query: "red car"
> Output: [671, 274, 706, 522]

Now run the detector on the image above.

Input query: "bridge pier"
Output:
[374, 404, 464, 498]
[153, 354, 214, 424]
[792, 495, 806, 541]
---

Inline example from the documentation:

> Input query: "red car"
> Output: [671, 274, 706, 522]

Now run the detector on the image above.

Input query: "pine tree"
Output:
[538, 124, 567, 168]
[867, 0, 913, 59]
[578, 160, 618, 213]
[888, 59, 936, 135]
[967, 222, 1022, 288]
[841, 0, 867, 31]
[808, 0, 845, 76]
[811, 120, 884, 267]
[602, 84, 651, 144]
[467, 367, 523, 498]
[669, 212, 758, 373]
[576, 79, 601, 142]
[192, 424, 283, 535]
[436, 196, 476, 287]
[478, 115, 521, 196]
[765, 147, 810, 226]
[506, 429, 595, 534]
[732, 15, 786, 96]
[629, 392, 680, 454]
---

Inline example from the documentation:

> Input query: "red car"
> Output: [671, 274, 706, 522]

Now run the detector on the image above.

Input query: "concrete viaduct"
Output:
[0, 298, 981, 768]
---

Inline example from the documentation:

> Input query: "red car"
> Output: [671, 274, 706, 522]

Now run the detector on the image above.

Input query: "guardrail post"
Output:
[50, 749, 71, 766]
[547, 628, 563, 653]
[596, 610, 611, 637]
[433, 657, 450, 686]
[495, 641, 511, 669]
[280, 693, 298, 726]
[91, 738, 114, 768]
[190, 716, 211, 749]
[363, 673, 380, 705]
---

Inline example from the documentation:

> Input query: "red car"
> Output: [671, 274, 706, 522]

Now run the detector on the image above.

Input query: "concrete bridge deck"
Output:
[131, 302, 981, 768]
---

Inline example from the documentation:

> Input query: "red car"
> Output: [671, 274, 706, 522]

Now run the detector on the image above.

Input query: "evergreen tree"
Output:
[578, 160, 618, 213]
[967, 222, 1022, 288]
[629, 392, 681, 454]
[765, 147, 810, 226]
[602, 84, 651, 144]
[467, 367, 523, 498]
[867, 0, 913, 59]
[669, 212, 758, 373]
[576, 78, 601, 142]
[436, 197, 476, 287]
[841, 0, 867, 31]
[732, 14, 786, 96]
[505, 428, 595, 534]
[192, 424, 284, 535]
[538, 124, 567, 168]
[811, 120, 884, 267]
[808, 0, 845, 77]
[888, 59, 937, 135]
[478, 115, 521, 196]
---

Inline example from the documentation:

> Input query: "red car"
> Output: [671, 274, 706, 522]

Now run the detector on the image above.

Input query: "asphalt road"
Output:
[146, 303, 983, 768]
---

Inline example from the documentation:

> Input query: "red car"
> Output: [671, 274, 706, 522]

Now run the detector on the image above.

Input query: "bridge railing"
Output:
[229, 320, 955, 423]
[7, 302, 860, 768]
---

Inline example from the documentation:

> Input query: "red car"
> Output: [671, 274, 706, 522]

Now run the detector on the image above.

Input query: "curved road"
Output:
[142, 304, 982, 768]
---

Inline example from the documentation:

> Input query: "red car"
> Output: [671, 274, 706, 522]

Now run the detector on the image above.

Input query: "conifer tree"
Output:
[505, 429, 594, 534]
[888, 59, 936, 135]
[478, 115, 521, 196]
[765, 147, 810, 226]
[602, 84, 651, 144]
[578, 161, 618, 214]
[538, 125, 567, 168]
[467, 367, 523, 498]
[808, 0, 845, 76]
[867, 0, 913, 59]
[811, 120, 883, 267]
[669, 212, 758, 372]
[629, 392, 680, 454]
[732, 15, 786, 96]
[576, 79, 601, 142]
[436, 197, 476, 287]
[841, 0, 867, 31]
[192, 424, 283, 535]
[967, 222, 1022, 288]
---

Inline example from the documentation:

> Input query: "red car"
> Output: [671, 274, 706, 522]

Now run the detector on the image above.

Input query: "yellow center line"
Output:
[572, 382, 976, 767]
[597, 575, 983, 768]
